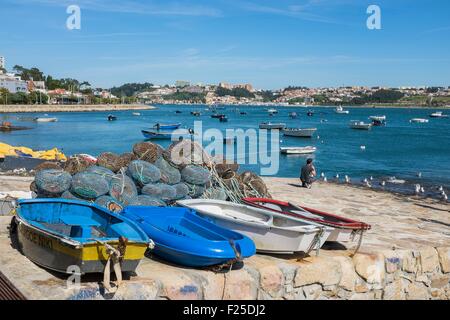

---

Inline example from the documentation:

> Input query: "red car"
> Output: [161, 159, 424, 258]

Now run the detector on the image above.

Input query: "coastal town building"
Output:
[0, 56, 5, 69]
[0, 72, 28, 93]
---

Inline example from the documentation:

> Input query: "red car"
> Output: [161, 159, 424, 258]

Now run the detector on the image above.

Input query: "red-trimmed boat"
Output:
[242, 198, 371, 243]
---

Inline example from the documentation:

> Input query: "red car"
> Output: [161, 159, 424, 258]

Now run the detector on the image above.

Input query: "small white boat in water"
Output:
[132, 112, 141, 116]
[34, 117, 58, 123]
[410, 118, 429, 123]
[282, 128, 317, 138]
[259, 122, 286, 130]
[177, 199, 333, 254]
[429, 111, 448, 118]
[335, 106, 349, 114]
[349, 121, 372, 130]
[267, 108, 278, 114]
[369, 115, 386, 121]
[280, 146, 317, 155]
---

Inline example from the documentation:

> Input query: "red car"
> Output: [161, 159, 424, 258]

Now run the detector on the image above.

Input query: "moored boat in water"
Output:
[11, 198, 150, 274]
[122, 206, 255, 267]
[429, 111, 448, 118]
[259, 122, 286, 130]
[34, 117, 58, 123]
[335, 106, 349, 114]
[282, 128, 317, 138]
[410, 118, 429, 123]
[153, 123, 182, 130]
[177, 199, 333, 254]
[349, 121, 372, 130]
[242, 198, 371, 243]
[280, 146, 317, 154]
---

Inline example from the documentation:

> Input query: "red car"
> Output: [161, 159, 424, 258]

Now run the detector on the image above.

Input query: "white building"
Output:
[0, 73, 28, 93]
[0, 56, 5, 69]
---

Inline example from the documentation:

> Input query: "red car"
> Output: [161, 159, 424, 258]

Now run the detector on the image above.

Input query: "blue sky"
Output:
[1, 0, 449, 89]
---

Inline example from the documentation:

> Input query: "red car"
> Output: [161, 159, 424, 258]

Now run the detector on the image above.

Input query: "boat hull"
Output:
[282, 129, 317, 138]
[15, 217, 147, 274]
[197, 214, 326, 254]
[242, 198, 371, 243]
[177, 200, 332, 254]
[122, 206, 255, 267]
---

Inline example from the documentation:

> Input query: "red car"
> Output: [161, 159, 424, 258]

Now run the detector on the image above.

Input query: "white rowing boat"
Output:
[34, 117, 58, 123]
[280, 146, 317, 154]
[177, 199, 333, 254]
[349, 121, 372, 130]
[335, 106, 349, 114]
[410, 118, 429, 123]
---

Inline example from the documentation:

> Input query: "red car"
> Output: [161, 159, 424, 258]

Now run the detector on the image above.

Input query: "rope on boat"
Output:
[305, 227, 325, 257]
[93, 239, 124, 293]
[350, 229, 365, 257]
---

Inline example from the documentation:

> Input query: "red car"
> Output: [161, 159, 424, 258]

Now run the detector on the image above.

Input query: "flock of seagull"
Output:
[318, 172, 448, 201]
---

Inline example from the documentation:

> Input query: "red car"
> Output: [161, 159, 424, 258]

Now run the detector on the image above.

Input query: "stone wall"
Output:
[0, 214, 448, 300]
[0, 104, 154, 113]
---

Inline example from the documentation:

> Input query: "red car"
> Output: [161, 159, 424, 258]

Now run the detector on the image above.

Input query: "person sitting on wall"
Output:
[300, 158, 316, 188]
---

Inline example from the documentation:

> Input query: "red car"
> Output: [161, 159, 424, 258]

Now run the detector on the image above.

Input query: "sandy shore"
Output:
[1, 175, 448, 252]
[0, 104, 156, 113]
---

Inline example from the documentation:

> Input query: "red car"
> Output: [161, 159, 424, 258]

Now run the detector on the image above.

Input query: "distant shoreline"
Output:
[0, 104, 156, 113]
[154, 103, 450, 110]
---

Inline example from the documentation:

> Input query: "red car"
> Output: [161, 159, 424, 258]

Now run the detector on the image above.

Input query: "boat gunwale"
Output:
[243, 198, 371, 230]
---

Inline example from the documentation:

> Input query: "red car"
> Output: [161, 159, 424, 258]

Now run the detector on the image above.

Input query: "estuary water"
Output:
[1, 105, 449, 194]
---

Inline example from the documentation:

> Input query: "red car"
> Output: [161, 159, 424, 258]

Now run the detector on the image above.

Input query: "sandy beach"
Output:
[0, 104, 156, 113]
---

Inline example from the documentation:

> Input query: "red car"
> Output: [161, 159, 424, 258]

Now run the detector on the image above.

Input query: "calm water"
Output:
[1, 105, 449, 194]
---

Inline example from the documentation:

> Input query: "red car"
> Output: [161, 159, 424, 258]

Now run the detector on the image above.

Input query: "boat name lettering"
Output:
[22, 228, 53, 249]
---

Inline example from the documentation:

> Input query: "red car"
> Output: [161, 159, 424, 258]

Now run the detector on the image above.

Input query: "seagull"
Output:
[345, 175, 350, 183]
[443, 193, 448, 201]
[370, 176, 374, 181]
[321, 172, 325, 178]
[323, 177, 328, 182]
[380, 181, 386, 186]
[420, 187, 425, 193]
[417, 172, 422, 178]
[438, 186, 444, 192]
[415, 184, 421, 194]
[360, 145, 366, 150]
[335, 174, 340, 180]
[363, 178, 368, 184]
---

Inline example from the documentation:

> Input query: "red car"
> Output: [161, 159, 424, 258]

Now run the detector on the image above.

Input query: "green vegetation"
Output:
[259, 90, 278, 102]
[350, 89, 405, 105]
[110, 82, 155, 97]
[216, 87, 255, 98]
[163, 91, 206, 103]
[0, 88, 49, 105]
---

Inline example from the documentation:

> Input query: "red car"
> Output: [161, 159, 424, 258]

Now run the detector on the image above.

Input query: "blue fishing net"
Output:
[128, 195, 166, 207]
[35, 169, 72, 195]
[181, 165, 210, 186]
[95, 195, 124, 213]
[127, 160, 161, 186]
[71, 172, 110, 199]
[109, 173, 138, 206]
[141, 183, 177, 202]
[61, 190, 86, 201]
[173, 183, 189, 200]
[185, 182, 206, 198]
[154, 157, 181, 185]
[85, 166, 115, 183]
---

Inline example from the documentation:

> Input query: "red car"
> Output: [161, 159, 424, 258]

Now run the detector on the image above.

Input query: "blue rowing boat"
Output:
[122, 206, 256, 267]
[11, 198, 150, 274]
[142, 130, 173, 139]
[153, 123, 181, 130]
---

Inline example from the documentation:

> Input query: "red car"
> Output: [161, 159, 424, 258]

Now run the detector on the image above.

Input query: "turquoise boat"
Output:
[11, 199, 150, 274]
